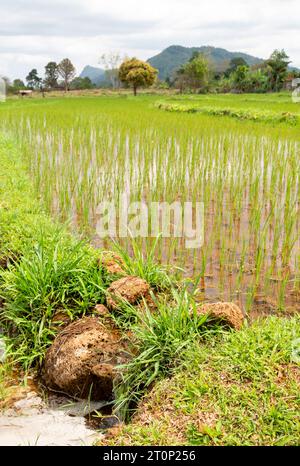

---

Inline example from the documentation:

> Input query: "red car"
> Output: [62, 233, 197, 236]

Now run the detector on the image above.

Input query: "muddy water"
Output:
[0, 392, 109, 446]
[91, 200, 300, 316]
[27, 124, 299, 316]
[0, 410, 100, 446]
[0, 391, 112, 446]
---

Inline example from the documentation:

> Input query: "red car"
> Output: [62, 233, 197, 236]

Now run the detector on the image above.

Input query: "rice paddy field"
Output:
[0, 92, 299, 316]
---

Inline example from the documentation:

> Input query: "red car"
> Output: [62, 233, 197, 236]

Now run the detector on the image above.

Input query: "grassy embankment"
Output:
[0, 132, 299, 445]
[102, 316, 300, 446]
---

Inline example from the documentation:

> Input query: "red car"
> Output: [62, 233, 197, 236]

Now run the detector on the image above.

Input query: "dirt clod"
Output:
[197, 302, 244, 330]
[99, 252, 126, 275]
[43, 317, 128, 400]
[107, 276, 150, 309]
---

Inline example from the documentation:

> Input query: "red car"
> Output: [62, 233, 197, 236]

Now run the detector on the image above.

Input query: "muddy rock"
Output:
[43, 317, 128, 400]
[99, 252, 126, 275]
[197, 302, 244, 330]
[107, 276, 150, 309]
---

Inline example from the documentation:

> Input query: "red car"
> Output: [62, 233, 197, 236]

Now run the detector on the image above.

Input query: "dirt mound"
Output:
[197, 302, 244, 330]
[43, 317, 128, 400]
[107, 276, 150, 309]
[99, 251, 126, 275]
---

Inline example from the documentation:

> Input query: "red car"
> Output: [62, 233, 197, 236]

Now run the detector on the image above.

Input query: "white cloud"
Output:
[0, 0, 298, 80]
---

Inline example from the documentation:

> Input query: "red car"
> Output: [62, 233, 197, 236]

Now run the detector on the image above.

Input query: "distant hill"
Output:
[81, 46, 298, 85]
[80, 66, 106, 85]
[148, 45, 264, 80]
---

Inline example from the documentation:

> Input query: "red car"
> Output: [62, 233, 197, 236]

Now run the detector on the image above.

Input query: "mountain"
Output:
[148, 45, 264, 80]
[80, 65, 106, 85]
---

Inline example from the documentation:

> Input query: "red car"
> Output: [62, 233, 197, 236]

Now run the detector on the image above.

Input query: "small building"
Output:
[19, 90, 33, 97]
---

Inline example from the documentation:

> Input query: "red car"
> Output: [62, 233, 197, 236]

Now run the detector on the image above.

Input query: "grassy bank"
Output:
[102, 316, 300, 446]
[156, 101, 299, 125]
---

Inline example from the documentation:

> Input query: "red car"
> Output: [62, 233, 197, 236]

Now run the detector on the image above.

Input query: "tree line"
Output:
[6, 56, 158, 96]
[172, 49, 300, 94]
[6, 58, 94, 94]
[5, 49, 300, 96]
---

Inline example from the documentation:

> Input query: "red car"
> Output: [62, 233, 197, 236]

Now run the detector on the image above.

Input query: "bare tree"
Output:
[58, 58, 76, 91]
[99, 52, 123, 89]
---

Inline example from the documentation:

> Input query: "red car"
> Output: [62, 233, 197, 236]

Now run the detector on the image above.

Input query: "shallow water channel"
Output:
[0, 384, 117, 446]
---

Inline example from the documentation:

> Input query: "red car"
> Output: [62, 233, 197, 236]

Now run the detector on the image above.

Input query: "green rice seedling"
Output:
[236, 240, 247, 292]
[277, 270, 291, 312]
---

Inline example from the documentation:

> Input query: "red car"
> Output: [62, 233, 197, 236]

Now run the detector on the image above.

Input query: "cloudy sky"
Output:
[0, 0, 299, 80]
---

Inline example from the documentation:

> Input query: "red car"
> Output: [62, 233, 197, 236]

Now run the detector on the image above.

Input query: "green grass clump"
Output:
[112, 236, 175, 291]
[0, 230, 108, 369]
[0, 361, 14, 405]
[114, 289, 214, 421]
[103, 316, 300, 446]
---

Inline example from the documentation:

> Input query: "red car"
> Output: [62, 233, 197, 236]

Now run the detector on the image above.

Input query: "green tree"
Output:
[12, 79, 26, 90]
[70, 77, 94, 90]
[58, 58, 76, 91]
[266, 49, 290, 91]
[225, 57, 248, 77]
[7, 79, 27, 95]
[176, 53, 209, 92]
[44, 62, 59, 89]
[119, 58, 157, 95]
[26, 69, 42, 89]
[174, 66, 187, 93]
[247, 69, 269, 93]
[231, 65, 249, 92]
